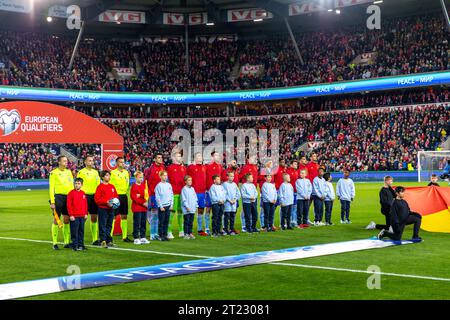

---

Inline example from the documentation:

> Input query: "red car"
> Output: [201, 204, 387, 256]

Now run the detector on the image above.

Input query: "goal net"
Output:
[417, 150, 450, 182]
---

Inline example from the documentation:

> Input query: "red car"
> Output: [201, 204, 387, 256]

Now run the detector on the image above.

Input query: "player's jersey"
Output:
[77, 167, 100, 195]
[167, 163, 187, 195]
[206, 162, 223, 190]
[306, 162, 320, 183]
[49, 168, 74, 203]
[298, 164, 308, 177]
[221, 167, 240, 185]
[110, 168, 130, 195]
[187, 163, 207, 193]
[286, 167, 300, 191]
[274, 166, 287, 190]
[239, 163, 258, 186]
[144, 163, 165, 196]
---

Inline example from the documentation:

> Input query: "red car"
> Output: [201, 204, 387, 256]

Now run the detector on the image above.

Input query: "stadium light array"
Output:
[335, 9, 341, 14]
[373, 0, 383, 3]
[206, 22, 215, 26]
[46, 16, 52, 22]
[254, 18, 263, 22]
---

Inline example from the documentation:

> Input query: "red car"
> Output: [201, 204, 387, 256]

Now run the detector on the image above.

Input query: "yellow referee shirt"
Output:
[110, 168, 129, 195]
[49, 168, 74, 204]
[77, 167, 100, 195]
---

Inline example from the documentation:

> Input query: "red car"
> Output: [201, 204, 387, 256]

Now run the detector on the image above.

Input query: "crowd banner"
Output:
[0, 71, 448, 104]
[227, 8, 273, 22]
[98, 10, 146, 24]
[0, 101, 123, 170]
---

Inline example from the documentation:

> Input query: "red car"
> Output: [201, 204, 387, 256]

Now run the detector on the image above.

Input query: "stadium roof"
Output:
[0, 0, 444, 38]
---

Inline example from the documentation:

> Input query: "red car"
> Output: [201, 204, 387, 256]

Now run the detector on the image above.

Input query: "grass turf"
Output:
[1, 182, 450, 300]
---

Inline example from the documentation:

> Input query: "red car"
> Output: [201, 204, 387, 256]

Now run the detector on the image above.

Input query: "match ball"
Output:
[109, 197, 120, 209]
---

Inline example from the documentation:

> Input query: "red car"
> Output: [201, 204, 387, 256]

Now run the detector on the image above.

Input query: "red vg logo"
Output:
[0, 109, 21, 136]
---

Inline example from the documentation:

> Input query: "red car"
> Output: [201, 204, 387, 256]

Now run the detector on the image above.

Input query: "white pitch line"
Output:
[2, 236, 450, 283]
[271, 262, 450, 282]
[0, 236, 211, 259]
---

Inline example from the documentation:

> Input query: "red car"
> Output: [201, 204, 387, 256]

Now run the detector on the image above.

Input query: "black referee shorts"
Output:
[116, 194, 129, 216]
[54, 194, 68, 217]
[86, 195, 98, 215]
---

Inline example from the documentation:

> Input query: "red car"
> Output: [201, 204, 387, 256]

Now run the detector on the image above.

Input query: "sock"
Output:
[205, 213, 210, 232]
[51, 224, 59, 245]
[120, 219, 128, 239]
[197, 214, 203, 232]
[177, 213, 184, 233]
[168, 212, 175, 234]
[110, 218, 115, 237]
[63, 223, 70, 244]
[90, 221, 98, 242]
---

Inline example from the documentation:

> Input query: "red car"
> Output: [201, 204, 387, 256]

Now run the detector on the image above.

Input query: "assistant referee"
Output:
[49, 155, 74, 250]
[77, 155, 100, 245]
[110, 157, 132, 242]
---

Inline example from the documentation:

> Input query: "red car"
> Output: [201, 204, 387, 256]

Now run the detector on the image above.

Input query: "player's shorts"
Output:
[205, 192, 212, 208]
[150, 195, 157, 209]
[86, 194, 98, 215]
[54, 194, 68, 217]
[115, 194, 129, 216]
[172, 194, 181, 212]
[197, 193, 206, 208]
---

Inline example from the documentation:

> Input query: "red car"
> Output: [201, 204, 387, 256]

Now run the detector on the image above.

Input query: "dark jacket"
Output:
[379, 186, 396, 215]
[389, 199, 411, 226]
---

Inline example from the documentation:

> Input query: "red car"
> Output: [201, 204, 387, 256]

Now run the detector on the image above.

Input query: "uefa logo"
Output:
[106, 154, 118, 170]
[0, 109, 21, 136]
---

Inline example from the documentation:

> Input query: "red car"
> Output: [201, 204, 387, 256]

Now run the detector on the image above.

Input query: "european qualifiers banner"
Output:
[0, 72, 448, 105]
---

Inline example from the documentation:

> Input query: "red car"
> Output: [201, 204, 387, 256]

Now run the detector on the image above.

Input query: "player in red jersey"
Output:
[167, 151, 187, 238]
[222, 159, 240, 185]
[144, 153, 165, 240]
[286, 160, 299, 227]
[239, 155, 258, 186]
[306, 152, 320, 183]
[274, 159, 288, 190]
[298, 155, 309, 179]
[205, 151, 223, 235]
[187, 152, 208, 236]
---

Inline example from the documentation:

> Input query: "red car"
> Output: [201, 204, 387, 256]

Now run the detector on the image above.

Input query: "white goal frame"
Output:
[417, 150, 450, 182]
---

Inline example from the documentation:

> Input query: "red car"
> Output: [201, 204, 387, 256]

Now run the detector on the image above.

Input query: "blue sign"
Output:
[0, 71, 448, 104]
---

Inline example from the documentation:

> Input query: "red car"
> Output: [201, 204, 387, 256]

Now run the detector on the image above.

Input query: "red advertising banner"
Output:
[98, 10, 146, 24]
[227, 8, 273, 22]
[0, 101, 123, 170]
[163, 12, 207, 25]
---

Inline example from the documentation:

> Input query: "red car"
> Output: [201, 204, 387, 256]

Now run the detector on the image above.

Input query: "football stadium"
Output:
[0, 0, 450, 306]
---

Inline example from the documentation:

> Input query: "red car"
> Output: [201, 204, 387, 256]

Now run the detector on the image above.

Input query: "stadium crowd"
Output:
[2, 103, 448, 180]
[0, 14, 447, 92]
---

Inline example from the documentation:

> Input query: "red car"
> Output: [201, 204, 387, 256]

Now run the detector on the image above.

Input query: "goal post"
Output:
[417, 150, 450, 182]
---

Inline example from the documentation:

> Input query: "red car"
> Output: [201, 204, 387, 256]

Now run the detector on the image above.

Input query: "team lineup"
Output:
[49, 150, 424, 251]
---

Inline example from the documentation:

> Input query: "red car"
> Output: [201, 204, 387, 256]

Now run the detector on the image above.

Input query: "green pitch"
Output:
[1, 182, 450, 300]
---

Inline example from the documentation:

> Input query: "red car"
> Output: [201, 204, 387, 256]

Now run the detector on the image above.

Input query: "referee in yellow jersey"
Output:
[49, 155, 74, 250]
[77, 155, 101, 245]
[110, 157, 132, 242]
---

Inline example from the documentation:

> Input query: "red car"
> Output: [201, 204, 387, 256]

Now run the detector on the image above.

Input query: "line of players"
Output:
[48, 151, 356, 250]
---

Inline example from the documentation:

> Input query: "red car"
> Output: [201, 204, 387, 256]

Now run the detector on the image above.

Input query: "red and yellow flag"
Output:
[404, 186, 450, 233]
